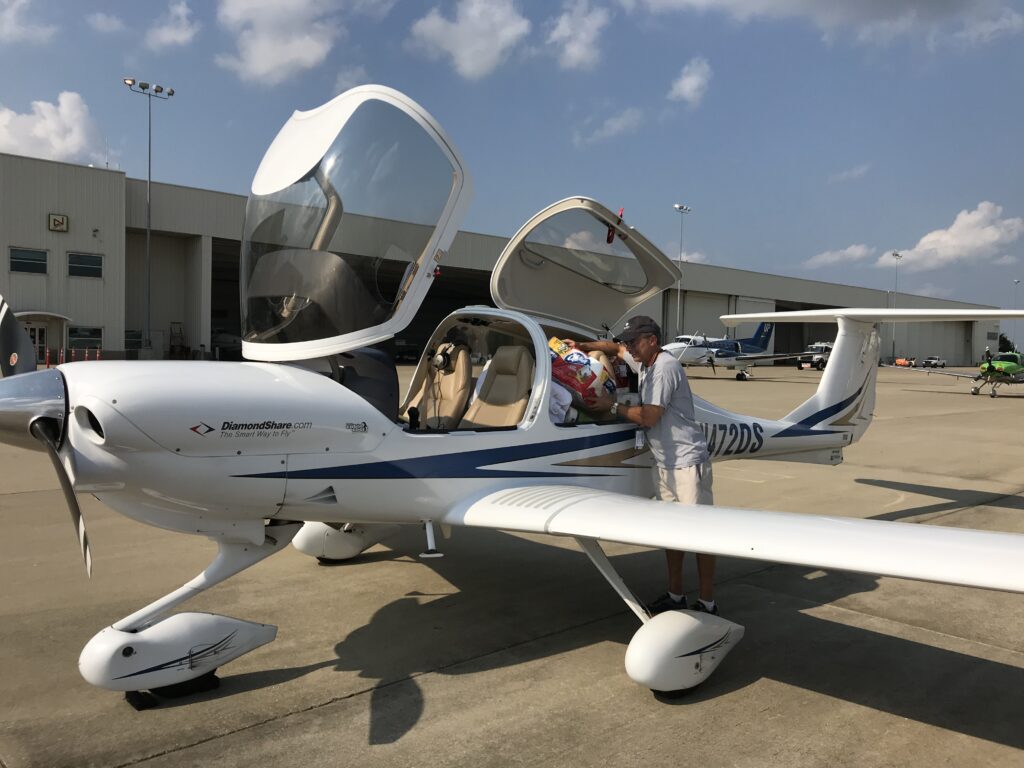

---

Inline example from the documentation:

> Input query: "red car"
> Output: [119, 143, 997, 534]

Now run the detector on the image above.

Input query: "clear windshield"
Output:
[514, 208, 646, 294]
[241, 99, 456, 345]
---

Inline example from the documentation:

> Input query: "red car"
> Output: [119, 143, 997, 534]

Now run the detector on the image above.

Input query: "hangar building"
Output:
[0, 152, 999, 366]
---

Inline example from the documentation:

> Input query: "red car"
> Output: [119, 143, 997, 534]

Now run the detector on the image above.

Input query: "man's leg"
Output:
[692, 462, 716, 602]
[666, 550, 685, 594]
[655, 468, 687, 605]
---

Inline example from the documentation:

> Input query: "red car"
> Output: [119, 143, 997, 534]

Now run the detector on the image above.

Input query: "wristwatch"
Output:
[610, 401, 619, 417]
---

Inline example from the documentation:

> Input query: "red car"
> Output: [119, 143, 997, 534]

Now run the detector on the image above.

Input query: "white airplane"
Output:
[2, 85, 1024, 705]
[664, 327, 806, 380]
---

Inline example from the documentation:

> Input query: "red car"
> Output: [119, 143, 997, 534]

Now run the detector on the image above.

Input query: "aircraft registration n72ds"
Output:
[2, 85, 1023, 703]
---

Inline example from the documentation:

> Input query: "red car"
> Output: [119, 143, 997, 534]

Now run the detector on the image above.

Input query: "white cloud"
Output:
[993, 254, 1018, 266]
[828, 163, 870, 184]
[667, 57, 712, 107]
[0, 92, 106, 165]
[348, 0, 397, 19]
[573, 107, 643, 147]
[334, 65, 369, 94]
[548, 0, 611, 71]
[804, 243, 876, 268]
[626, 1, 1023, 48]
[146, 1, 200, 50]
[682, 249, 708, 263]
[0, 0, 56, 43]
[216, 0, 342, 86]
[878, 201, 1024, 272]
[409, 0, 531, 80]
[87, 12, 125, 33]
[913, 282, 953, 299]
[954, 6, 1023, 45]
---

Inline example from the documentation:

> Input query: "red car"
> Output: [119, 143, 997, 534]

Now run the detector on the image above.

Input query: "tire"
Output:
[816, 360, 825, 371]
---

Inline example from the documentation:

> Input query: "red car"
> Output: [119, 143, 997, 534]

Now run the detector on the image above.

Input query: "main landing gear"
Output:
[573, 537, 744, 694]
[78, 521, 302, 708]
[970, 380, 1000, 397]
[292, 521, 401, 563]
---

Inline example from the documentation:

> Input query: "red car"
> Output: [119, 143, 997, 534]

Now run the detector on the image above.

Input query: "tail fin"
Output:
[779, 317, 878, 443]
[721, 307, 1024, 447]
[745, 321, 774, 351]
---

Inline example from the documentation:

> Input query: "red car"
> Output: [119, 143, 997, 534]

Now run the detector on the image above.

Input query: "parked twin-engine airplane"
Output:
[2, 86, 1024, 704]
[664, 322, 804, 379]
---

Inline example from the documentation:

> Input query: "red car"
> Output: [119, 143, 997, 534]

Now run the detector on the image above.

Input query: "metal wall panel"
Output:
[682, 292, 730, 338]
[0, 153, 125, 349]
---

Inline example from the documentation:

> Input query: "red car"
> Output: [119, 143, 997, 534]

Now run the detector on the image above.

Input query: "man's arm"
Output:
[585, 393, 664, 428]
[570, 339, 624, 358]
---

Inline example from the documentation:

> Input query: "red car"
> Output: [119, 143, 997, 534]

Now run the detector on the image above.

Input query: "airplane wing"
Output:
[730, 351, 807, 363]
[442, 486, 1024, 593]
[882, 365, 981, 381]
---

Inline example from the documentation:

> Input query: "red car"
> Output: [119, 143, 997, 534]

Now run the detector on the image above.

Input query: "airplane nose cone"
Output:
[0, 369, 67, 451]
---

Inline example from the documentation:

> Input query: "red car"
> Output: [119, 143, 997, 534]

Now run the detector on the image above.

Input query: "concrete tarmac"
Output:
[1, 365, 1022, 767]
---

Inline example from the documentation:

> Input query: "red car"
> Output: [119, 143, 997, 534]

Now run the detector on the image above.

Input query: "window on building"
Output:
[10, 248, 47, 274]
[124, 330, 142, 350]
[68, 252, 103, 278]
[69, 326, 103, 350]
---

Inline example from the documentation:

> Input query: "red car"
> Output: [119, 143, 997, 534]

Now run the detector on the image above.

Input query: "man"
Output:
[572, 316, 717, 615]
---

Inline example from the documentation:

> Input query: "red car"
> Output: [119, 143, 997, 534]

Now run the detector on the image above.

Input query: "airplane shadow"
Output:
[856, 478, 1024, 521]
[318, 527, 1024, 748]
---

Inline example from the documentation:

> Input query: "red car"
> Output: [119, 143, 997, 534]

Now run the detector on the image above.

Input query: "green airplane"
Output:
[918, 351, 1024, 397]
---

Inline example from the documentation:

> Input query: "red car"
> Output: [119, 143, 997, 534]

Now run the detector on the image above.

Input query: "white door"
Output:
[27, 325, 46, 364]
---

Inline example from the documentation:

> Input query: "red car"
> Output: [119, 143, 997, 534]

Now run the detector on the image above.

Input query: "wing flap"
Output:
[443, 485, 1024, 593]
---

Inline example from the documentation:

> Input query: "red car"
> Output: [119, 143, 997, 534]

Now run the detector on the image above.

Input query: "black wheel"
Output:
[816, 360, 825, 371]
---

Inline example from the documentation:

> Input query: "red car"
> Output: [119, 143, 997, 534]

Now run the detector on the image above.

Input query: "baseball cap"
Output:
[617, 315, 661, 343]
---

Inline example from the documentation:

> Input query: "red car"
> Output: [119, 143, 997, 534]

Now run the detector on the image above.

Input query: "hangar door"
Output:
[733, 297, 775, 351]
[682, 292, 730, 339]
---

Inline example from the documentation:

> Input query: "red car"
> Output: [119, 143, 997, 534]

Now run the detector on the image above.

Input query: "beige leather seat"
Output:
[404, 343, 472, 430]
[459, 346, 535, 429]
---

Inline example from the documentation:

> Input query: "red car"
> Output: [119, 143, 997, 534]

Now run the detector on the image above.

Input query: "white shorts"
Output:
[654, 461, 714, 505]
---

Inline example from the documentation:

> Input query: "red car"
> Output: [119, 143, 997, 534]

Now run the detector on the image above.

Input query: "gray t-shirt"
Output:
[639, 351, 709, 469]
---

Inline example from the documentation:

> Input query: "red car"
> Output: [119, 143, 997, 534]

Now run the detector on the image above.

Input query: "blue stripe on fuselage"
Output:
[238, 427, 637, 480]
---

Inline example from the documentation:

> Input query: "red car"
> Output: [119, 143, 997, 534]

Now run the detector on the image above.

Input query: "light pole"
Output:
[672, 203, 691, 338]
[1014, 279, 1020, 350]
[123, 78, 174, 352]
[891, 251, 902, 363]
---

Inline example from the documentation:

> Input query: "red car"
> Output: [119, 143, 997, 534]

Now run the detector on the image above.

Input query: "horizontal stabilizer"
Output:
[444, 485, 1024, 594]
[722, 308, 1024, 327]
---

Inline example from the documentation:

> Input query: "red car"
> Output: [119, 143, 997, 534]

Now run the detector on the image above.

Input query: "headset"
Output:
[431, 346, 452, 372]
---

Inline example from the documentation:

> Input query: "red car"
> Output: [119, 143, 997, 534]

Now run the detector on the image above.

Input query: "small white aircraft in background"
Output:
[2, 85, 1024, 706]
[664, 324, 806, 380]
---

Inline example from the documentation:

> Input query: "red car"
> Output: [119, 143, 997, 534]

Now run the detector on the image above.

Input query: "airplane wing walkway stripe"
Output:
[442, 485, 1024, 594]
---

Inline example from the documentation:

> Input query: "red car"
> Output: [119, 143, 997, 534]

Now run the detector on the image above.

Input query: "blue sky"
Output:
[2, 0, 1023, 306]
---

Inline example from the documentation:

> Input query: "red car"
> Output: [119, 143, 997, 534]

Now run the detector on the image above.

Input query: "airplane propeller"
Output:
[703, 334, 716, 375]
[0, 295, 36, 377]
[0, 294, 91, 575]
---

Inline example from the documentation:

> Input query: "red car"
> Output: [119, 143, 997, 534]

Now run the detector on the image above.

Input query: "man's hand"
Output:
[584, 393, 616, 413]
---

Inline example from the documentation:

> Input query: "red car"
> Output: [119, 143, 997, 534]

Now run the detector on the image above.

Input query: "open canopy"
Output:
[491, 198, 681, 337]
[240, 85, 471, 362]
